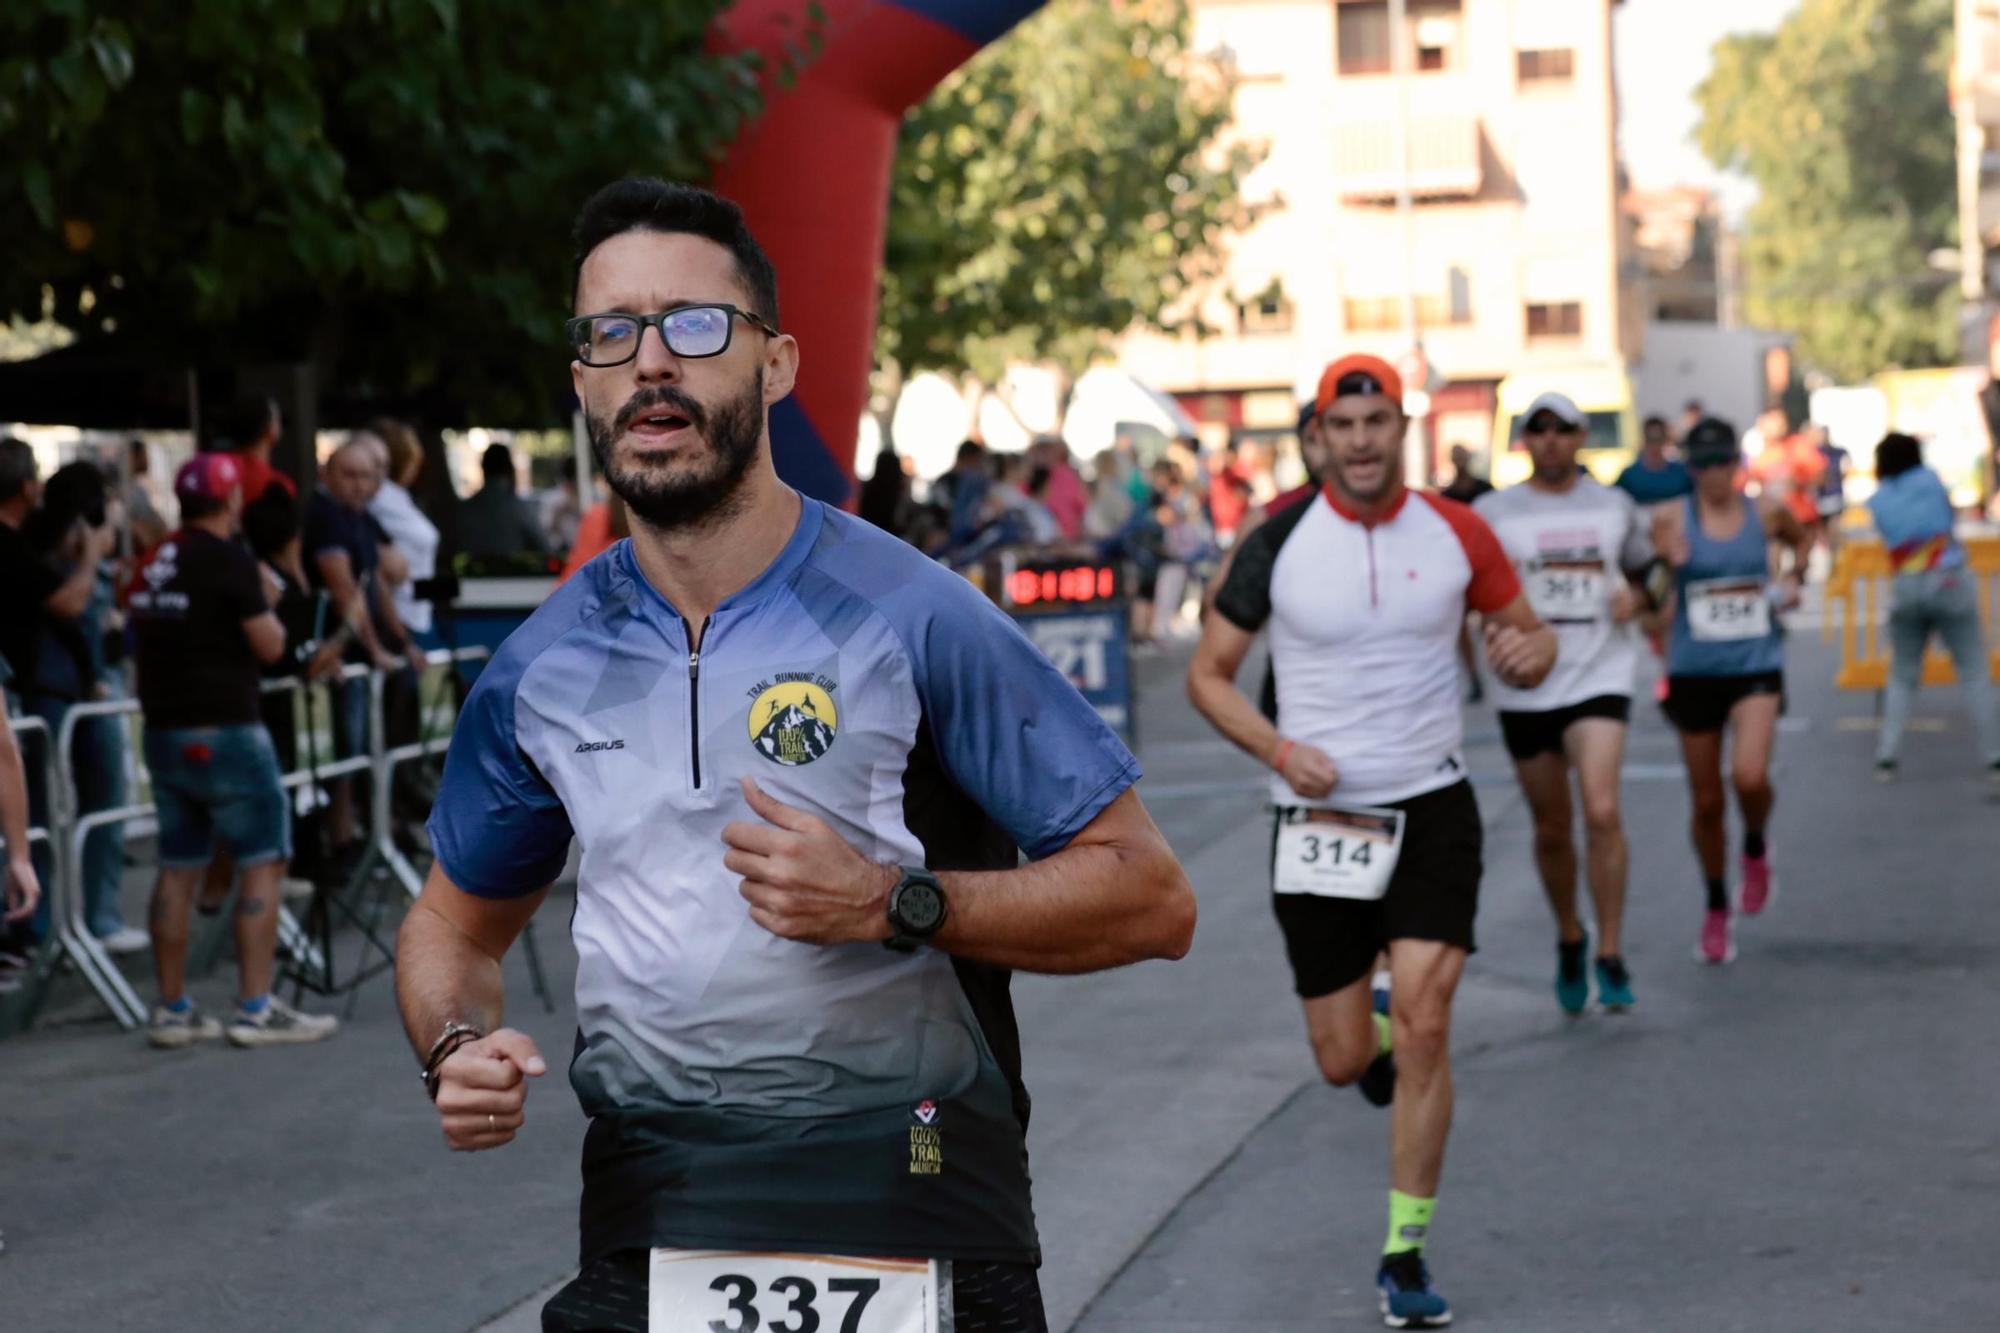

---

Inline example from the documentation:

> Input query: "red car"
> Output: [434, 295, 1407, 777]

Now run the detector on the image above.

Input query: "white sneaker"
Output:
[226, 996, 339, 1048]
[148, 1003, 225, 1049]
[97, 926, 152, 955]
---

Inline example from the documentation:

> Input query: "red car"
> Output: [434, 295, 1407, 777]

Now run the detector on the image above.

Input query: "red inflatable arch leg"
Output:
[712, 1, 1045, 504]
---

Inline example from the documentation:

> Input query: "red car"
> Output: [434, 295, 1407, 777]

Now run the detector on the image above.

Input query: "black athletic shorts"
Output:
[1270, 779, 1483, 1000]
[1660, 671, 1785, 734]
[1496, 694, 1632, 761]
[541, 1248, 1047, 1333]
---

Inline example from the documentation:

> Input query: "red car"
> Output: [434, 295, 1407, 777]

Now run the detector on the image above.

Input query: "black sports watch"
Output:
[884, 866, 948, 953]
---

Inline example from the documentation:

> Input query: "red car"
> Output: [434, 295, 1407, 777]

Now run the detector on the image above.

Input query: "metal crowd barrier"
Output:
[7, 645, 491, 1032]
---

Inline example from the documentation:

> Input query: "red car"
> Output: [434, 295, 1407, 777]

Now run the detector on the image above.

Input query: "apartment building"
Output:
[1118, 0, 1638, 473]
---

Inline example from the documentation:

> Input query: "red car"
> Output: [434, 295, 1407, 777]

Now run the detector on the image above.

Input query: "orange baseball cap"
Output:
[1315, 354, 1404, 412]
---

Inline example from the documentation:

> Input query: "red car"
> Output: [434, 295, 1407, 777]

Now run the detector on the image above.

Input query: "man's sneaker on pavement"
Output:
[1874, 759, 1898, 784]
[1555, 931, 1589, 1015]
[1740, 853, 1773, 916]
[226, 996, 339, 1048]
[1696, 908, 1735, 965]
[147, 1003, 224, 1049]
[1377, 1251, 1452, 1328]
[97, 926, 151, 955]
[1595, 955, 1635, 1012]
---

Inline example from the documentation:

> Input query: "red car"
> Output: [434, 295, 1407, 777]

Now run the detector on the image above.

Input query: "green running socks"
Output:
[1373, 1010, 1393, 1055]
[1386, 1189, 1435, 1256]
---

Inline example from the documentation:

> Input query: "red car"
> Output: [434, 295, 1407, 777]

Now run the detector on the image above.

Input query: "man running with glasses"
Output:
[399, 178, 1196, 1332]
[1474, 393, 1662, 1014]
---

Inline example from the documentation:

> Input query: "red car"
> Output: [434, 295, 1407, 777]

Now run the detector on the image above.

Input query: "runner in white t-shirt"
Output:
[1473, 393, 1665, 1015]
[1189, 354, 1556, 1330]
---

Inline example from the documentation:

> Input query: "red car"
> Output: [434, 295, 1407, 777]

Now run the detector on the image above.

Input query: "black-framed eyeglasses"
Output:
[565, 304, 779, 367]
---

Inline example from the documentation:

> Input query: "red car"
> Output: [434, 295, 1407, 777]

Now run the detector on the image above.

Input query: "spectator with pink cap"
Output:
[127, 453, 339, 1049]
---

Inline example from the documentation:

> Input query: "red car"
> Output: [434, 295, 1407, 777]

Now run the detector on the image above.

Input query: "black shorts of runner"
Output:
[1660, 671, 1785, 734]
[1496, 694, 1632, 761]
[541, 1249, 1047, 1333]
[1269, 779, 1483, 1000]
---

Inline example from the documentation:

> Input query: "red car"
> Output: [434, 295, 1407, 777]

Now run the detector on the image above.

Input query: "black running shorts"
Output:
[1660, 671, 1785, 735]
[541, 1249, 1047, 1333]
[1496, 693, 1632, 761]
[1269, 779, 1483, 1000]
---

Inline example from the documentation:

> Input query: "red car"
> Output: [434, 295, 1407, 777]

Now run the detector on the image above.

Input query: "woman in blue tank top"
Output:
[1651, 419, 1811, 967]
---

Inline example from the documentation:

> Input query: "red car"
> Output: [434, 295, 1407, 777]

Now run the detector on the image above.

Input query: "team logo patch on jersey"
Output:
[746, 674, 839, 767]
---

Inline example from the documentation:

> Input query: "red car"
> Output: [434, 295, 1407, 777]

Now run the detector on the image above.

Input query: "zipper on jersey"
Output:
[684, 615, 711, 788]
[1365, 529, 1380, 609]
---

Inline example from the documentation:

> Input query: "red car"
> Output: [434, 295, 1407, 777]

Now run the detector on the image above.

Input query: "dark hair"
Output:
[0, 436, 38, 505]
[481, 442, 515, 482]
[242, 488, 300, 559]
[214, 394, 278, 453]
[42, 461, 107, 529]
[1643, 416, 1668, 433]
[179, 491, 228, 522]
[571, 178, 780, 327]
[23, 460, 108, 553]
[955, 440, 985, 466]
[1874, 432, 1922, 480]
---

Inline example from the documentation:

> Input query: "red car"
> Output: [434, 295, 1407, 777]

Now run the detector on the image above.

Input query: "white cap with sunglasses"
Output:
[1522, 392, 1588, 432]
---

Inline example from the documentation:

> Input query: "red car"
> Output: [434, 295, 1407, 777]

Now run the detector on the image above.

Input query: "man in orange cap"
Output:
[1189, 353, 1557, 1328]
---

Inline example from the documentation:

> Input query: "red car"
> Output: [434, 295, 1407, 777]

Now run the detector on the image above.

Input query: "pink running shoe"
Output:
[1697, 908, 1735, 965]
[1740, 853, 1772, 917]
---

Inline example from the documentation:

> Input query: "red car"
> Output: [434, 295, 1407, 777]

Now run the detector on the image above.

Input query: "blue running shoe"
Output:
[1555, 932, 1589, 1016]
[1595, 955, 1634, 1012]
[1377, 1251, 1452, 1328]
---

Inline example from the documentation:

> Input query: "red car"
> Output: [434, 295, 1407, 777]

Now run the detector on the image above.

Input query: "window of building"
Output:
[1338, 2, 1392, 76]
[1517, 48, 1575, 85]
[1525, 302, 1584, 340]
[1338, 1, 1461, 77]
[1237, 291, 1296, 334]
[1342, 279, 1474, 333]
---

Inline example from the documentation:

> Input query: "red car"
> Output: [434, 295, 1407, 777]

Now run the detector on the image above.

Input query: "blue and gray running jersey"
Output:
[428, 498, 1139, 1266]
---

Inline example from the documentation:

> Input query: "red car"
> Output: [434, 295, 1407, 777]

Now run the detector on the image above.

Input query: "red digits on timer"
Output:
[1008, 565, 1112, 606]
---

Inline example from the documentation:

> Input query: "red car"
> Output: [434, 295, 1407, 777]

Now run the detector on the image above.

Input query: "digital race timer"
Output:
[996, 558, 1126, 610]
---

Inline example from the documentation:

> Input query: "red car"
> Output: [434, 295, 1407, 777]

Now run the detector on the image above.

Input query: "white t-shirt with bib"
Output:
[1474, 476, 1652, 711]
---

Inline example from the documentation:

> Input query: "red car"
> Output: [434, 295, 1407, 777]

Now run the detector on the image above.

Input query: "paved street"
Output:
[5, 623, 1998, 1330]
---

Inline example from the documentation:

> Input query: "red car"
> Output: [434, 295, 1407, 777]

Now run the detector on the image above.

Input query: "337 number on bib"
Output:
[650, 1252, 941, 1333]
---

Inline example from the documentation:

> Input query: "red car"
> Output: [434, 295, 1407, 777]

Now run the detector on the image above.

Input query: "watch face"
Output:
[898, 883, 945, 933]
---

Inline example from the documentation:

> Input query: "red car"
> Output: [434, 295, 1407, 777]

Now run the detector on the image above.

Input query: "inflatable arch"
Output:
[712, 0, 1046, 504]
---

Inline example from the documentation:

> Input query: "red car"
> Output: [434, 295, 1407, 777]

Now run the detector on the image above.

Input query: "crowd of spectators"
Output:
[0, 398, 542, 1012]
[857, 428, 1291, 646]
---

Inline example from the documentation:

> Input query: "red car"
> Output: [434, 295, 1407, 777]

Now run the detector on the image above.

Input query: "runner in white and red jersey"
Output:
[1188, 354, 1557, 1329]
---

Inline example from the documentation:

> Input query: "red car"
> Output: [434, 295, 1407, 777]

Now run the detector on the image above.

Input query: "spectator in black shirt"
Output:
[1440, 444, 1494, 504]
[130, 454, 337, 1048]
[1, 657, 41, 993]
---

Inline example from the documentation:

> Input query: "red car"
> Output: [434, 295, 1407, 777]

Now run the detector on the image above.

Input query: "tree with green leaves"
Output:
[1, 0, 766, 424]
[878, 0, 1256, 429]
[1694, 0, 1957, 384]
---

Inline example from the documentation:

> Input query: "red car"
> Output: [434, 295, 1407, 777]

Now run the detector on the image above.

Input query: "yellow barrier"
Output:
[1826, 537, 2000, 690]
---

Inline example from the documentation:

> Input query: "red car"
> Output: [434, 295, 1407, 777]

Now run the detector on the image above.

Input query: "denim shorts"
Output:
[144, 724, 292, 868]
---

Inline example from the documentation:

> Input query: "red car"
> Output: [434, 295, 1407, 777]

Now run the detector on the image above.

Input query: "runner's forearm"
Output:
[933, 805, 1193, 974]
[1187, 663, 1282, 768]
[395, 900, 508, 1060]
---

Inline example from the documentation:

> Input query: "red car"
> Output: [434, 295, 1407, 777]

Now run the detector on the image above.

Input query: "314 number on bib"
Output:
[649, 1251, 942, 1333]
[1273, 805, 1404, 901]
